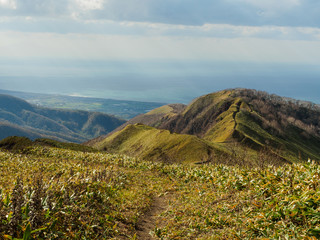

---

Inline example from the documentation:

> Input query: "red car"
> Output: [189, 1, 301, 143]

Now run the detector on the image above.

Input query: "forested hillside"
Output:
[0, 94, 125, 143]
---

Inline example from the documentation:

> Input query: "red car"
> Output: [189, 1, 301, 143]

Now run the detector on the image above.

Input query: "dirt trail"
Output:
[135, 193, 173, 239]
[232, 100, 242, 130]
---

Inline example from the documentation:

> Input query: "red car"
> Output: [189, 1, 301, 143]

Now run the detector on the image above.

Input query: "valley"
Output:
[0, 94, 125, 143]
[0, 89, 165, 120]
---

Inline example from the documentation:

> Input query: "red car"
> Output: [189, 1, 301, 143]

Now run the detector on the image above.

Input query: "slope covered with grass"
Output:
[92, 123, 225, 164]
[0, 144, 319, 239]
[163, 89, 320, 162]
[0, 136, 97, 153]
[102, 89, 320, 163]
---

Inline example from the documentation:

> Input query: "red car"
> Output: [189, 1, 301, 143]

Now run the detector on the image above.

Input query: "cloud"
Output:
[0, 0, 319, 27]
[0, 0, 319, 105]
[1, 31, 320, 64]
[0, 0, 16, 9]
[241, 0, 301, 10]
[74, 0, 104, 11]
[1, 16, 320, 42]
[3, 0, 70, 17]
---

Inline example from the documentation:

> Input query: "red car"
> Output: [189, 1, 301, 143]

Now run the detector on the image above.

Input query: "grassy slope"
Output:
[93, 123, 227, 164]
[152, 90, 320, 163]
[0, 146, 172, 239]
[123, 103, 185, 129]
[90, 89, 320, 164]
[181, 89, 232, 116]
[0, 145, 319, 239]
[0, 136, 97, 152]
[145, 105, 175, 116]
[203, 97, 242, 143]
[0, 122, 85, 143]
[235, 108, 320, 162]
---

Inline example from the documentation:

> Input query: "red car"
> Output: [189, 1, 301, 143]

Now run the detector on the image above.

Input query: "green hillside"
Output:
[0, 94, 126, 143]
[102, 103, 186, 137]
[0, 122, 83, 143]
[0, 142, 319, 239]
[0, 136, 97, 152]
[106, 89, 320, 163]
[92, 123, 226, 164]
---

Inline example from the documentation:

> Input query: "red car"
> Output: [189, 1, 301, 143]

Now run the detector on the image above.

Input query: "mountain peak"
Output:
[91, 88, 320, 163]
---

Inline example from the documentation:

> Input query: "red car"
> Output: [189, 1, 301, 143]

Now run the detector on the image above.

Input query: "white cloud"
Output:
[0, 0, 319, 28]
[74, 0, 105, 10]
[1, 31, 320, 65]
[0, 0, 16, 9]
[3, 14, 320, 41]
[241, 0, 301, 9]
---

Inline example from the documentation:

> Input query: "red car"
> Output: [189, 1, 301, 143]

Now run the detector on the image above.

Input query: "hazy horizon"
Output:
[1, 0, 320, 104]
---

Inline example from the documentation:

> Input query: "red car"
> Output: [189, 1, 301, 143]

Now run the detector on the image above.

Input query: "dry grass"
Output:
[0, 145, 319, 239]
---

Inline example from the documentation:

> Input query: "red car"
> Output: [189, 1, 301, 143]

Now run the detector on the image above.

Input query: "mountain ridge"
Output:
[89, 88, 320, 163]
[0, 94, 126, 143]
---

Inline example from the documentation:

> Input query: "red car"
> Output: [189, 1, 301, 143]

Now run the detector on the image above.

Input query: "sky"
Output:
[0, 0, 320, 103]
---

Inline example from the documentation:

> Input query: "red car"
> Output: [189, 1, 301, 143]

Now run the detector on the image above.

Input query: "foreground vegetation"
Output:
[0, 144, 319, 239]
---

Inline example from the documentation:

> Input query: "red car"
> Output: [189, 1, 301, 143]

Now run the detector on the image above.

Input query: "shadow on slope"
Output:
[0, 136, 97, 152]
